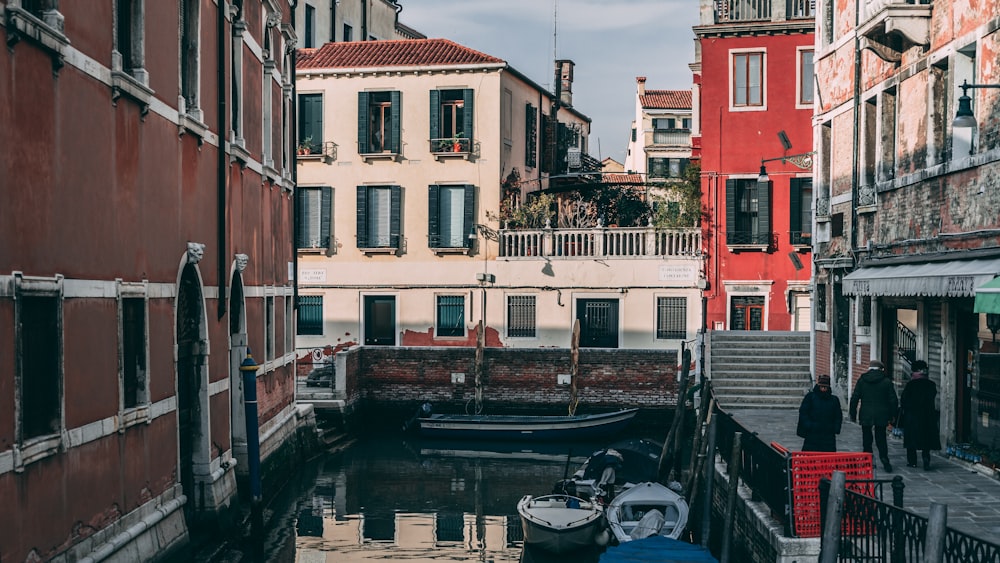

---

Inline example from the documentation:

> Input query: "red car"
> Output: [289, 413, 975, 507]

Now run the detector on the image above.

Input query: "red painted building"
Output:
[693, 0, 815, 331]
[0, 1, 305, 560]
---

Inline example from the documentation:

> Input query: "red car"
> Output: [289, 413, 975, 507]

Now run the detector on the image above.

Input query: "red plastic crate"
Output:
[787, 450, 874, 538]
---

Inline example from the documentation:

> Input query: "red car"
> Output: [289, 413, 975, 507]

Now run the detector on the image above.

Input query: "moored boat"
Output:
[517, 493, 610, 553]
[607, 481, 689, 543]
[415, 408, 639, 441]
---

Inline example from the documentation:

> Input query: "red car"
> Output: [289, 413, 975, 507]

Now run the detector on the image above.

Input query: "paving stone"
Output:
[726, 407, 1000, 542]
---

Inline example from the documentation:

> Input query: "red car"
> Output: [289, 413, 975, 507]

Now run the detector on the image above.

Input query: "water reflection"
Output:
[291, 434, 607, 562]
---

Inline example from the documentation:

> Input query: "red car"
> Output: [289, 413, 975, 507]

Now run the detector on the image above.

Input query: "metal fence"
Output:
[820, 479, 1000, 562]
[714, 407, 793, 535]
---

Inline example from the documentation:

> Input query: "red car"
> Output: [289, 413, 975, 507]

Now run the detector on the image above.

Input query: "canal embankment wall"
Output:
[332, 345, 681, 416]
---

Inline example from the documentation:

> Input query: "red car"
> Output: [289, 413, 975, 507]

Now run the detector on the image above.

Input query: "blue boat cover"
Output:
[599, 536, 719, 563]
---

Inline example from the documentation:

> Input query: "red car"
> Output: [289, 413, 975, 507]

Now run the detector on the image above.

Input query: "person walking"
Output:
[797, 375, 843, 452]
[849, 359, 899, 472]
[899, 360, 941, 470]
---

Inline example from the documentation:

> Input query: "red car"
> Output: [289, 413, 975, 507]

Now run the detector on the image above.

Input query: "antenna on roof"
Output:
[551, 0, 558, 89]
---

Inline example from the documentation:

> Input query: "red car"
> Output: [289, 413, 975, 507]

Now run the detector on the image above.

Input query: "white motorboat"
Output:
[517, 494, 610, 553]
[606, 481, 690, 543]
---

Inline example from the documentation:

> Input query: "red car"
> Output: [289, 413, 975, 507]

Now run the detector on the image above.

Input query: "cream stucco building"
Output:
[294, 39, 703, 355]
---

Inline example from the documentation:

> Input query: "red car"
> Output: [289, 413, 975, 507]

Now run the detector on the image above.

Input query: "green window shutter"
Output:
[320, 187, 332, 248]
[725, 179, 737, 245]
[429, 90, 440, 143]
[428, 185, 440, 248]
[295, 188, 309, 248]
[389, 91, 401, 154]
[463, 185, 475, 249]
[298, 94, 323, 147]
[356, 186, 368, 248]
[357, 92, 370, 154]
[789, 178, 802, 234]
[462, 89, 474, 141]
[759, 179, 772, 245]
[390, 185, 402, 248]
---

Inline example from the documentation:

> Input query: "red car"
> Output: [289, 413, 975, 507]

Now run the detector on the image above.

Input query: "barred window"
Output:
[297, 295, 323, 336]
[858, 295, 872, 327]
[817, 284, 827, 324]
[436, 295, 465, 337]
[656, 297, 687, 339]
[507, 295, 536, 338]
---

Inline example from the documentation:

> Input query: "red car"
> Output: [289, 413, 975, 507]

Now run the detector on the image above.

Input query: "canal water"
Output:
[196, 429, 662, 562]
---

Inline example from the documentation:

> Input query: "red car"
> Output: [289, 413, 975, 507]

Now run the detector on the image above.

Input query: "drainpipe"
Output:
[240, 350, 263, 509]
[850, 3, 861, 256]
[292, 0, 300, 376]
[217, 0, 228, 320]
[330, 0, 336, 42]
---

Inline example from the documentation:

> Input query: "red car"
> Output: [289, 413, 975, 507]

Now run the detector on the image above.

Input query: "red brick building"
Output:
[693, 0, 815, 332]
[0, 1, 304, 560]
[813, 0, 1000, 451]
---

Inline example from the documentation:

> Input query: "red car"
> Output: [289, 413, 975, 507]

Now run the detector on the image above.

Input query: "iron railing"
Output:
[897, 321, 916, 365]
[726, 230, 771, 247]
[429, 137, 472, 155]
[298, 140, 337, 161]
[715, 406, 793, 535]
[820, 480, 1000, 562]
[790, 231, 812, 246]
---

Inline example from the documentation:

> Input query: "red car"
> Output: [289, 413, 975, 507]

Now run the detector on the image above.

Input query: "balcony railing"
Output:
[715, 0, 815, 22]
[860, 0, 932, 46]
[790, 231, 812, 246]
[863, 0, 930, 21]
[647, 129, 692, 147]
[497, 226, 700, 259]
[430, 137, 472, 156]
[297, 141, 337, 161]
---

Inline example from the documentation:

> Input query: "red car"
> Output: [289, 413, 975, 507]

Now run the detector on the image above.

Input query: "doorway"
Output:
[957, 310, 977, 442]
[576, 299, 619, 348]
[229, 272, 249, 489]
[176, 263, 209, 519]
[364, 295, 396, 345]
[730, 296, 764, 330]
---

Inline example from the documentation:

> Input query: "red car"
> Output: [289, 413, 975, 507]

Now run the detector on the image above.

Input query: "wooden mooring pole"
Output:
[923, 502, 948, 563]
[818, 471, 846, 563]
[720, 431, 741, 563]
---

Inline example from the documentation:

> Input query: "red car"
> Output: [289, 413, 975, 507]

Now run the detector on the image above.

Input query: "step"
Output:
[713, 394, 804, 406]
[711, 361, 810, 371]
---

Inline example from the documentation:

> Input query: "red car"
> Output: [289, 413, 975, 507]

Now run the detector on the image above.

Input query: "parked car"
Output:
[305, 364, 334, 387]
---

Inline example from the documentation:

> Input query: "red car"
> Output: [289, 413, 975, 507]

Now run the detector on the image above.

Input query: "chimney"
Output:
[555, 59, 574, 107]
[637, 76, 647, 96]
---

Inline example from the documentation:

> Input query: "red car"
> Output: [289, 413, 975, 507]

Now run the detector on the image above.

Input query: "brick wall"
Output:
[340, 346, 679, 412]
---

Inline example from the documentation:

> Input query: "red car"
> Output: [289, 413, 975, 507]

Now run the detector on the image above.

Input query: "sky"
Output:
[398, 0, 701, 163]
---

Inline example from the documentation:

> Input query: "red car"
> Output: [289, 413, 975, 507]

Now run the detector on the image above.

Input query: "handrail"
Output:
[897, 321, 916, 365]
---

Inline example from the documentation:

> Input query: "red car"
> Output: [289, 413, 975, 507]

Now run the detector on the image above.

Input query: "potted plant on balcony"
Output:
[297, 137, 313, 156]
[451, 132, 466, 152]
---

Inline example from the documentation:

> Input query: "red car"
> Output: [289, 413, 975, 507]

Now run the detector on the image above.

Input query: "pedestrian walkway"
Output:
[726, 407, 1000, 541]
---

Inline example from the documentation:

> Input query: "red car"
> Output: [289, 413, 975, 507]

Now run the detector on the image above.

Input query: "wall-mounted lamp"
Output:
[953, 80, 1000, 128]
[987, 313, 1000, 343]
[757, 152, 814, 183]
[469, 223, 499, 242]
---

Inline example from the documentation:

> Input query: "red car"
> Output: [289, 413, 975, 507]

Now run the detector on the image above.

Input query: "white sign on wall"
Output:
[299, 268, 327, 283]
[658, 264, 697, 284]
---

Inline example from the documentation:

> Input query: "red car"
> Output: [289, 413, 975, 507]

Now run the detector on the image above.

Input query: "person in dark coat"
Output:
[797, 374, 843, 452]
[849, 359, 899, 472]
[899, 360, 941, 470]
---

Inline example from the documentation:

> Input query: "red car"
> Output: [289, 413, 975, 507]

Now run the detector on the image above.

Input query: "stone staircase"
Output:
[708, 330, 812, 409]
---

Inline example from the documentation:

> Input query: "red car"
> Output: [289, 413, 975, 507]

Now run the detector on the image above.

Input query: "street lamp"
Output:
[953, 80, 1000, 128]
[757, 152, 815, 183]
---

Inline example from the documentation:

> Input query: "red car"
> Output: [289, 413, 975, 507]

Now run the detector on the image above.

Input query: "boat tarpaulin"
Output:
[599, 536, 718, 563]
[843, 258, 1000, 297]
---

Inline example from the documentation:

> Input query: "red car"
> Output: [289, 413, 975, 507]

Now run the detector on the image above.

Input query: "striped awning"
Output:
[843, 258, 1000, 298]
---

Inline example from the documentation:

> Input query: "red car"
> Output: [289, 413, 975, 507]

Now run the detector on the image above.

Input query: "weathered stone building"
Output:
[813, 0, 1000, 451]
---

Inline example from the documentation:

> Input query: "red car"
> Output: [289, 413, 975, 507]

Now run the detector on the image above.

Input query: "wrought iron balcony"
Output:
[297, 141, 337, 161]
[430, 137, 472, 159]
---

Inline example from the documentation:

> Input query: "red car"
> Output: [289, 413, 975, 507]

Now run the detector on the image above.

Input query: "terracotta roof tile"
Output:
[297, 38, 505, 70]
[640, 90, 692, 110]
[604, 173, 645, 184]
